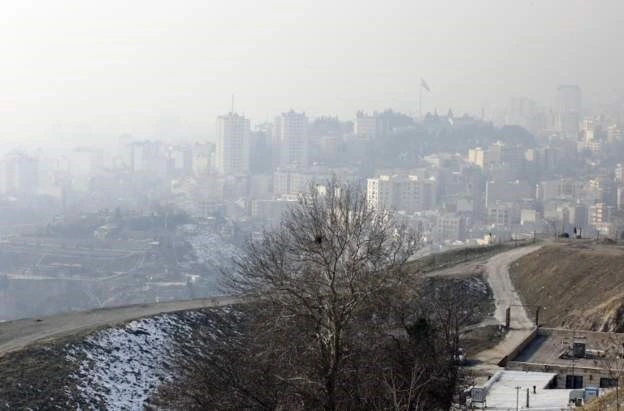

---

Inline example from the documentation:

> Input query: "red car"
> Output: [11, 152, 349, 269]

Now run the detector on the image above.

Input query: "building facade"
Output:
[274, 111, 308, 167]
[216, 113, 251, 175]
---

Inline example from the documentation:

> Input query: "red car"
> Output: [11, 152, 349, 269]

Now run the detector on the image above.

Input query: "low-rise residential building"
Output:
[367, 174, 436, 213]
[434, 214, 465, 242]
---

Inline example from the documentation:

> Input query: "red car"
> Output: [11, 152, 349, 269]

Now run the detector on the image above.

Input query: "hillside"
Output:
[0, 273, 494, 408]
[510, 241, 624, 331]
[0, 310, 217, 409]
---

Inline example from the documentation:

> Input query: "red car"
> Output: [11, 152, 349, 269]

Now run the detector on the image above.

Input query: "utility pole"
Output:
[515, 385, 521, 411]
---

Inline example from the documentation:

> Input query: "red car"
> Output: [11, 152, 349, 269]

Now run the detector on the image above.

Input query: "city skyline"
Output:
[1, 0, 623, 146]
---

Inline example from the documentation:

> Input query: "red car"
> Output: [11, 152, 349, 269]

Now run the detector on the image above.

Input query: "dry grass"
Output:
[582, 388, 618, 410]
[510, 242, 624, 331]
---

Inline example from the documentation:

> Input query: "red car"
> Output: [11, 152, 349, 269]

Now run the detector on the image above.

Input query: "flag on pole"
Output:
[420, 78, 430, 92]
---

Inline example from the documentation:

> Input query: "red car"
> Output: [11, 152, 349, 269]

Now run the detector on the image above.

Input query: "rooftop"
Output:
[512, 328, 624, 370]
[480, 370, 572, 410]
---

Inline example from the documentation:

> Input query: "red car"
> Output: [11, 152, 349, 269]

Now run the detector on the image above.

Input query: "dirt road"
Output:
[0, 296, 242, 357]
[473, 244, 542, 369]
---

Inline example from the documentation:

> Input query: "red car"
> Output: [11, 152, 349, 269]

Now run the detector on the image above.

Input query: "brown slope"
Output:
[510, 242, 624, 331]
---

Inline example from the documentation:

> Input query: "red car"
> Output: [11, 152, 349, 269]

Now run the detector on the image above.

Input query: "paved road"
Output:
[0, 296, 242, 357]
[473, 244, 542, 369]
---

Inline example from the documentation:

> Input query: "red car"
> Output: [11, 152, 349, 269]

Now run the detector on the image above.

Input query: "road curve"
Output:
[0, 245, 541, 360]
[474, 244, 543, 368]
[486, 245, 542, 329]
[0, 296, 243, 357]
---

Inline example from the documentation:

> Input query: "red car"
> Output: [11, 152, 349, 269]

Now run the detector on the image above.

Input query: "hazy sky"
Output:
[0, 0, 622, 144]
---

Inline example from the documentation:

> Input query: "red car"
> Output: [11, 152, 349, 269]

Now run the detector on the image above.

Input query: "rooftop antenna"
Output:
[231, 94, 235, 114]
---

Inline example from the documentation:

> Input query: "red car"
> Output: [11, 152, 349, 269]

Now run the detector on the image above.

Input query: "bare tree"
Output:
[157, 180, 473, 410]
[225, 179, 420, 409]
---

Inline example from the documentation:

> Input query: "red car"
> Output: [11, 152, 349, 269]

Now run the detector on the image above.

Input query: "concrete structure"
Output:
[471, 370, 572, 410]
[216, 113, 251, 175]
[508, 328, 624, 391]
[274, 110, 308, 167]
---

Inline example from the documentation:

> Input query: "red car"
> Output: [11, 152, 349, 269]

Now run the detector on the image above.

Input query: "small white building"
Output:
[470, 370, 581, 410]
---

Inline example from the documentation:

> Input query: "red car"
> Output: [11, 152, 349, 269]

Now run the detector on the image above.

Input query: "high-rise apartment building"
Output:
[216, 113, 250, 175]
[556, 85, 582, 139]
[274, 111, 308, 167]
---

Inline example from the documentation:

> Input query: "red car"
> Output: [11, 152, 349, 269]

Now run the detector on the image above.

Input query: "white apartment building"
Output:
[274, 111, 308, 167]
[216, 113, 250, 175]
[367, 174, 436, 213]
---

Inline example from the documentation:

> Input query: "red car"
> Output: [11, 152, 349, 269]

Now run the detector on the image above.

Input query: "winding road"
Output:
[0, 245, 541, 363]
[473, 244, 542, 368]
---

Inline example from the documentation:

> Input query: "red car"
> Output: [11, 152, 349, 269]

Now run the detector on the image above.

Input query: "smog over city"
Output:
[1, 1, 624, 409]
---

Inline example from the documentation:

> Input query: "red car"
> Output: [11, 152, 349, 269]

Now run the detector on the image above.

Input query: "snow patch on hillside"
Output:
[66, 313, 196, 410]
